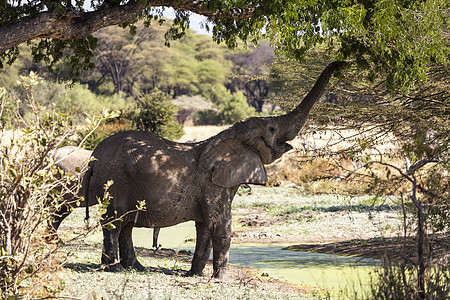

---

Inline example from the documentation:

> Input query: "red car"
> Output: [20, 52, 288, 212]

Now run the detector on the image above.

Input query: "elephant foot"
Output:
[184, 269, 204, 277]
[102, 262, 124, 272]
[121, 259, 146, 272]
[213, 267, 227, 279]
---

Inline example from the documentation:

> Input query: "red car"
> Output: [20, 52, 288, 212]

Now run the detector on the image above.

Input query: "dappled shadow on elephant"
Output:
[82, 62, 346, 278]
[45, 146, 163, 253]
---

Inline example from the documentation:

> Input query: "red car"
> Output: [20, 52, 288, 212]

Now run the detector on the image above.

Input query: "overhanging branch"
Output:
[0, 1, 145, 54]
[0, 0, 258, 55]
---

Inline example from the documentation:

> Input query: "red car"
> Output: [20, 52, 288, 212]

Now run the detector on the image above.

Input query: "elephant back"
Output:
[52, 146, 92, 175]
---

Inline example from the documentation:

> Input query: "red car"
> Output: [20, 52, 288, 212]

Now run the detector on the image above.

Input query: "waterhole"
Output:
[128, 221, 379, 292]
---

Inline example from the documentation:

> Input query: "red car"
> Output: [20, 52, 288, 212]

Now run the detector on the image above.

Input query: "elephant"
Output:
[47, 146, 92, 237]
[83, 61, 345, 278]
[47, 145, 162, 247]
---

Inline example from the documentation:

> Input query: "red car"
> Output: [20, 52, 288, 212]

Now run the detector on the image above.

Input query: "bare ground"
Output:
[60, 241, 320, 297]
[133, 247, 320, 295]
[286, 234, 450, 263]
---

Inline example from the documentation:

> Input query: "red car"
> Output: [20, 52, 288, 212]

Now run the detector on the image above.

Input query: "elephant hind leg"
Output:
[118, 223, 145, 271]
[152, 227, 160, 248]
[102, 223, 124, 272]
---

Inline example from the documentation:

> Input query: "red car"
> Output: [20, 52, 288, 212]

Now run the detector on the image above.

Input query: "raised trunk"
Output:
[280, 61, 345, 141]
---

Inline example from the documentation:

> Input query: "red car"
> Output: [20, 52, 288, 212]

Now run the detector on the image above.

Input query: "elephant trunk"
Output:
[279, 61, 346, 141]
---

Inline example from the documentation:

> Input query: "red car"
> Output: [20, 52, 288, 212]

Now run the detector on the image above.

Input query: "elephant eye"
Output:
[268, 126, 276, 133]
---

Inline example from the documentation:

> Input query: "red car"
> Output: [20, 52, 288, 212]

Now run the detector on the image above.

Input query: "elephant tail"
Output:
[82, 161, 94, 223]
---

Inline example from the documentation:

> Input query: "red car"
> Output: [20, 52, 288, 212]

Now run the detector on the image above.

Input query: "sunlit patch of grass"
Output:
[232, 187, 404, 239]
[233, 187, 400, 212]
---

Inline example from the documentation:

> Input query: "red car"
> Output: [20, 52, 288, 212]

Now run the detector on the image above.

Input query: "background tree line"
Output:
[0, 20, 287, 133]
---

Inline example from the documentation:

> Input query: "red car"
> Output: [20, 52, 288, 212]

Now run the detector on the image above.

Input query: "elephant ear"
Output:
[199, 139, 268, 188]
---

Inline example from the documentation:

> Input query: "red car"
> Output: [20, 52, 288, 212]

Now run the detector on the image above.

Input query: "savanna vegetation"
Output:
[1, 0, 449, 298]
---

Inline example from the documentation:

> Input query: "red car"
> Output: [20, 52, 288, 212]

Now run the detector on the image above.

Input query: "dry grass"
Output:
[179, 125, 403, 195]
[13, 233, 67, 298]
[178, 125, 229, 143]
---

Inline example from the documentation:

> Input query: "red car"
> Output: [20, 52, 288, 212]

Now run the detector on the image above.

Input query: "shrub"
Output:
[0, 73, 112, 297]
[79, 112, 134, 150]
[131, 90, 184, 140]
[0, 75, 74, 297]
[266, 153, 370, 194]
[368, 257, 449, 300]
[24, 80, 127, 125]
[80, 89, 184, 149]
[195, 87, 256, 125]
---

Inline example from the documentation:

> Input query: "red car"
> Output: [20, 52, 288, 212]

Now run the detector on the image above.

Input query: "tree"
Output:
[268, 47, 449, 227]
[1, 0, 448, 90]
[84, 21, 175, 96]
[194, 86, 255, 125]
[227, 42, 275, 112]
[267, 50, 449, 298]
[73, 20, 233, 99]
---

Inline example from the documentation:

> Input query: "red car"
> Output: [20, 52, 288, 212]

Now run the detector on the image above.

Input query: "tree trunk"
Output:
[410, 175, 425, 299]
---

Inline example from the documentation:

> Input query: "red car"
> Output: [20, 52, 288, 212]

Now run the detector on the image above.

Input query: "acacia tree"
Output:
[93, 28, 153, 94]
[1, 0, 448, 89]
[267, 49, 449, 298]
[227, 43, 275, 112]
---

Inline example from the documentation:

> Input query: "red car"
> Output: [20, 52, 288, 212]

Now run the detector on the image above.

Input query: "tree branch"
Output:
[0, 1, 145, 54]
[0, 0, 257, 54]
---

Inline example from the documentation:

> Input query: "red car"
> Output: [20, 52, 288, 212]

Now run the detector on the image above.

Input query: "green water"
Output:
[229, 244, 377, 292]
[118, 221, 379, 293]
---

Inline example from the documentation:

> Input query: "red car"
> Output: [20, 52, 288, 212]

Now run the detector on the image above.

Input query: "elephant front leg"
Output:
[186, 221, 212, 277]
[211, 216, 232, 279]
[200, 190, 234, 279]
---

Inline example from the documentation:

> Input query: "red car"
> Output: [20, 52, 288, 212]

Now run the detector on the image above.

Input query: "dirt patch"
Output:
[286, 234, 450, 263]
[231, 206, 396, 244]
[238, 214, 283, 227]
[231, 232, 354, 244]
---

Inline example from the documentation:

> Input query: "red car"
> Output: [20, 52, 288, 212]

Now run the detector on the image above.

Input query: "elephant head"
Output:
[199, 61, 345, 188]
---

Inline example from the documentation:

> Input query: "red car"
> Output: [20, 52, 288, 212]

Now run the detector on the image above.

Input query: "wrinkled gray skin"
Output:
[48, 146, 92, 235]
[48, 146, 162, 246]
[84, 62, 345, 278]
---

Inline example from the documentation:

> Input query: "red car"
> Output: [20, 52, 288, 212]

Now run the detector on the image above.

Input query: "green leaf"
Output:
[104, 223, 116, 231]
